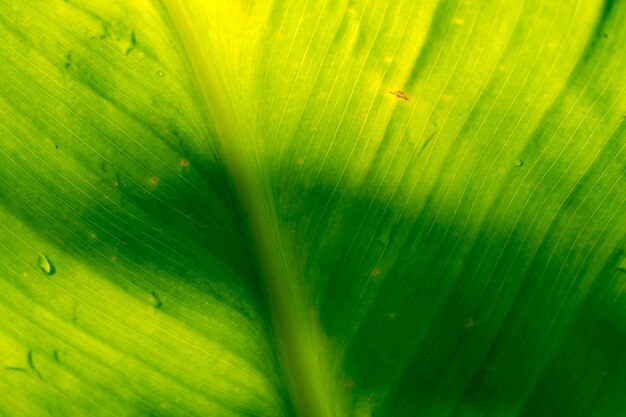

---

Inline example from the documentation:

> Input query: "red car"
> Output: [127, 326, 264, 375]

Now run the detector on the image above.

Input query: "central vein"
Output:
[161, 2, 346, 417]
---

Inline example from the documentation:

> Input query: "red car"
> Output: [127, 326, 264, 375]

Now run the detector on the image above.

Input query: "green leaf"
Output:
[1, 0, 625, 416]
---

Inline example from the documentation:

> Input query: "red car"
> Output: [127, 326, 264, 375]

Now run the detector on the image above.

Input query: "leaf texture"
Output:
[0, 0, 625, 416]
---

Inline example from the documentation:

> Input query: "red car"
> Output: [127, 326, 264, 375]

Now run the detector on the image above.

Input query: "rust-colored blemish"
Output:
[343, 377, 354, 390]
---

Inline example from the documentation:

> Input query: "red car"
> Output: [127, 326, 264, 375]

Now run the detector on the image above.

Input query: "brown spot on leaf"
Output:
[343, 377, 354, 390]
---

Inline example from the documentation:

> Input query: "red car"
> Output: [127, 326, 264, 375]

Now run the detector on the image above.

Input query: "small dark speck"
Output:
[603, 33, 608, 39]
[617, 267, 626, 273]
[53, 351, 60, 363]
[54, 144, 59, 149]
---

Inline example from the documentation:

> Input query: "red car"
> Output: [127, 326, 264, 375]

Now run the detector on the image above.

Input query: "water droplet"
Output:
[156, 70, 164, 77]
[64, 52, 72, 70]
[149, 291, 162, 308]
[37, 254, 55, 275]
[514, 159, 524, 167]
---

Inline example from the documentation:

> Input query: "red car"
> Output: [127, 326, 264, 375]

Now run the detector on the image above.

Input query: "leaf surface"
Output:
[0, 0, 625, 416]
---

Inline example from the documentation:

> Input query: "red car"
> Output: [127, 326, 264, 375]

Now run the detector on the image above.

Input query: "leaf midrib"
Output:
[159, 3, 345, 417]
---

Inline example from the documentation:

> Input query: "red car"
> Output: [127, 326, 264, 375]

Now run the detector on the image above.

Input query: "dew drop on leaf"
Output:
[149, 291, 162, 308]
[37, 254, 55, 275]
[156, 70, 164, 77]
[513, 159, 524, 167]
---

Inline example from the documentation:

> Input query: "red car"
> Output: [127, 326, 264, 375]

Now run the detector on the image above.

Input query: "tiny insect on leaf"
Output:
[389, 90, 409, 100]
